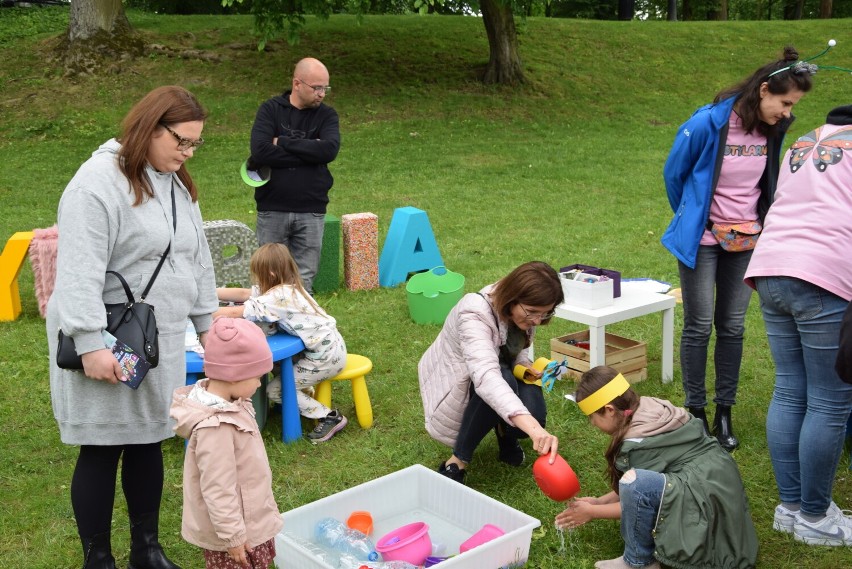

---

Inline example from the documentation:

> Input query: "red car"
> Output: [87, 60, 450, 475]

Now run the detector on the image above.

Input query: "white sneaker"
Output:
[775, 502, 851, 534]
[827, 502, 852, 529]
[773, 504, 798, 533]
[793, 510, 852, 546]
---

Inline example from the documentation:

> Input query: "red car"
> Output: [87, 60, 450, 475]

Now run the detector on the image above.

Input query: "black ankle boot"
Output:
[687, 406, 711, 437]
[81, 532, 116, 569]
[713, 404, 739, 452]
[127, 513, 181, 569]
[495, 425, 525, 467]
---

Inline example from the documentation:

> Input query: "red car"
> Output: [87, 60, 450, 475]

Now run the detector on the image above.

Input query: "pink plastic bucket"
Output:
[375, 522, 432, 565]
[459, 524, 505, 553]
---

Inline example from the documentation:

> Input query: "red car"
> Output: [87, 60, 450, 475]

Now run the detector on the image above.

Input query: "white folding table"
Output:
[553, 288, 677, 383]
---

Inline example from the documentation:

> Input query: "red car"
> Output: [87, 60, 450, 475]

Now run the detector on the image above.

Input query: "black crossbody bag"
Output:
[56, 181, 176, 370]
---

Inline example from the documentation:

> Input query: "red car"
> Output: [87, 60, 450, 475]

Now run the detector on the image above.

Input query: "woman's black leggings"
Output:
[453, 361, 547, 463]
[71, 442, 164, 538]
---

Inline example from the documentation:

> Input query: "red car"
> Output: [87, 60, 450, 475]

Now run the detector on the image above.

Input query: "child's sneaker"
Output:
[307, 410, 347, 443]
[773, 504, 798, 533]
[793, 510, 852, 546]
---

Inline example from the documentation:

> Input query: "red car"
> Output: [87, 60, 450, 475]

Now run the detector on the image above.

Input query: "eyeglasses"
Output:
[296, 77, 331, 94]
[161, 124, 204, 151]
[518, 304, 555, 322]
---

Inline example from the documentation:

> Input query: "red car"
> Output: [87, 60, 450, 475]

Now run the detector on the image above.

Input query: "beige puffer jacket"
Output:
[170, 383, 283, 551]
[418, 285, 535, 447]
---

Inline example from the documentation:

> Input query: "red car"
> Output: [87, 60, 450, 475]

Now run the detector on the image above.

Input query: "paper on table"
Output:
[621, 278, 672, 294]
[185, 319, 204, 354]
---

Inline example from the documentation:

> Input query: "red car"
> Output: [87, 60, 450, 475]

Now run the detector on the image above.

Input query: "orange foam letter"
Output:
[0, 231, 34, 321]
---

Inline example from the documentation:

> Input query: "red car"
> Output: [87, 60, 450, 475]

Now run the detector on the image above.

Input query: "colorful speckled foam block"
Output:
[342, 212, 379, 291]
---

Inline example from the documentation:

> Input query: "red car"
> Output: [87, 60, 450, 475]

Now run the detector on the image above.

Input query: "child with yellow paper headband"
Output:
[555, 366, 758, 569]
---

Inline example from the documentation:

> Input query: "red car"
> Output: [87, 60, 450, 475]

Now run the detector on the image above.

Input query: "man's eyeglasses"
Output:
[161, 124, 204, 151]
[297, 77, 331, 94]
[518, 304, 556, 322]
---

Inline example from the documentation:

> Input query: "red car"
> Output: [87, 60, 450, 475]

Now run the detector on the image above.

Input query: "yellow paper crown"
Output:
[577, 373, 630, 415]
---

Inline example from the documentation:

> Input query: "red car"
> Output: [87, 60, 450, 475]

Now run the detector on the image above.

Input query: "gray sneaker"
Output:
[307, 410, 347, 443]
[793, 510, 852, 546]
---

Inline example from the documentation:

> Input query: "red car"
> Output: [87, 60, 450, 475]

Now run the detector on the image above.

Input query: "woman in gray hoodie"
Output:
[47, 86, 218, 569]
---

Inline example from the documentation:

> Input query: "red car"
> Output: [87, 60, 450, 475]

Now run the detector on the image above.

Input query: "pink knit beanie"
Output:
[203, 317, 273, 382]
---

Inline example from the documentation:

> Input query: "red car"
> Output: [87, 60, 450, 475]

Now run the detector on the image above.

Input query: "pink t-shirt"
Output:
[745, 123, 852, 301]
[700, 112, 768, 246]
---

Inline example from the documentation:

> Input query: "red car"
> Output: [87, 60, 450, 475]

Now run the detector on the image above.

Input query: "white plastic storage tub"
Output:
[274, 464, 540, 568]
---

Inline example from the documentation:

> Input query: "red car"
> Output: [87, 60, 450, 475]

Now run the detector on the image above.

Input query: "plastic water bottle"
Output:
[315, 518, 379, 562]
[282, 532, 340, 566]
[337, 556, 417, 569]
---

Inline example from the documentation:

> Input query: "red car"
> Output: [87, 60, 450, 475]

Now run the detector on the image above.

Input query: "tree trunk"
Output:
[683, 0, 693, 21]
[54, 0, 144, 76]
[667, 0, 678, 21]
[708, 0, 728, 19]
[782, 0, 804, 19]
[820, 0, 833, 18]
[480, 0, 524, 85]
[618, 0, 635, 20]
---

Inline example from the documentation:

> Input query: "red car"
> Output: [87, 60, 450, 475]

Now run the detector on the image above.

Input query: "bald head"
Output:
[294, 58, 327, 78]
[290, 58, 330, 109]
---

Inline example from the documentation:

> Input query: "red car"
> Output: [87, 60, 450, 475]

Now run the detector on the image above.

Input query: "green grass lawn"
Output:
[1, 7, 851, 568]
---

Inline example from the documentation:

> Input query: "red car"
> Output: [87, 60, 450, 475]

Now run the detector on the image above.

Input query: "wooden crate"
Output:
[550, 331, 648, 383]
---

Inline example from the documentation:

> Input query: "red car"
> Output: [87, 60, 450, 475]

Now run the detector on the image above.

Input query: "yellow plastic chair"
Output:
[315, 354, 373, 429]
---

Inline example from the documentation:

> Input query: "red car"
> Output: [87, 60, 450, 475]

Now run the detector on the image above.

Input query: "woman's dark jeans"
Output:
[453, 361, 547, 463]
[678, 245, 754, 408]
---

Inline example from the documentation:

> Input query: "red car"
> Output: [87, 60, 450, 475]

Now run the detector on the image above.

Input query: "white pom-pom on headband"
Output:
[768, 39, 852, 78]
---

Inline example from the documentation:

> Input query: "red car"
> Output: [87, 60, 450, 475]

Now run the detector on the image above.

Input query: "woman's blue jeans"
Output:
[619, 469, 666, 567]
[453, 362, 546, 464]
[678, 245, 754, 407]
[755, 276, 852, 517]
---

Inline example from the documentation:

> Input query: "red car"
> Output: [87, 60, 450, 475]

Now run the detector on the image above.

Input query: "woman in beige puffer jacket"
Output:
[418, 261, 564, 484]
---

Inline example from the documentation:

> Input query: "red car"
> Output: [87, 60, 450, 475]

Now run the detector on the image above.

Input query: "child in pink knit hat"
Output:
[170, 317, 282, 568]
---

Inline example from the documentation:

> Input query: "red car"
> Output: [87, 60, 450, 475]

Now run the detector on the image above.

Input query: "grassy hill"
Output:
[1, 7, 851, 568]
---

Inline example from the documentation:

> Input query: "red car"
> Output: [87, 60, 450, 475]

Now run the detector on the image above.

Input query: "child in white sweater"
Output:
[215, 243, 348, 443]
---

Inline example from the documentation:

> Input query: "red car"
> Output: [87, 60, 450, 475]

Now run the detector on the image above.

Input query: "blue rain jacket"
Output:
[661, 96, 790, 268]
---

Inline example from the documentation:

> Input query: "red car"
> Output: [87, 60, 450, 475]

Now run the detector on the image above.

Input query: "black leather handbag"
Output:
[57, 268, 165, 370]
[56, 180, 175, 370]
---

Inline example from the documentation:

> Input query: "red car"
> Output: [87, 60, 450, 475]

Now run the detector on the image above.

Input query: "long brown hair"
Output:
[714, 46, 813, 137]
[490, 261, 563, 325]
[250, 243, 323, 314]
[118, 85, 207, 205]
[576, 365, 640, 492]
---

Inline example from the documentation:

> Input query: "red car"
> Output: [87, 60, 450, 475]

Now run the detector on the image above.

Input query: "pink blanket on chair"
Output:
[28, 225, 58, 318]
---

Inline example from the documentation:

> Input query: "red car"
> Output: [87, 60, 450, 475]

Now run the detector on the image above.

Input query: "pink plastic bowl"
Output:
[459, 523, 505, 553]
[376, 522, 432, 565]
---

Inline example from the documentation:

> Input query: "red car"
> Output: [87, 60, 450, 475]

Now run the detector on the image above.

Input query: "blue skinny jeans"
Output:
[755, 276, 852, 516]
[619, 468, 666, 567]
